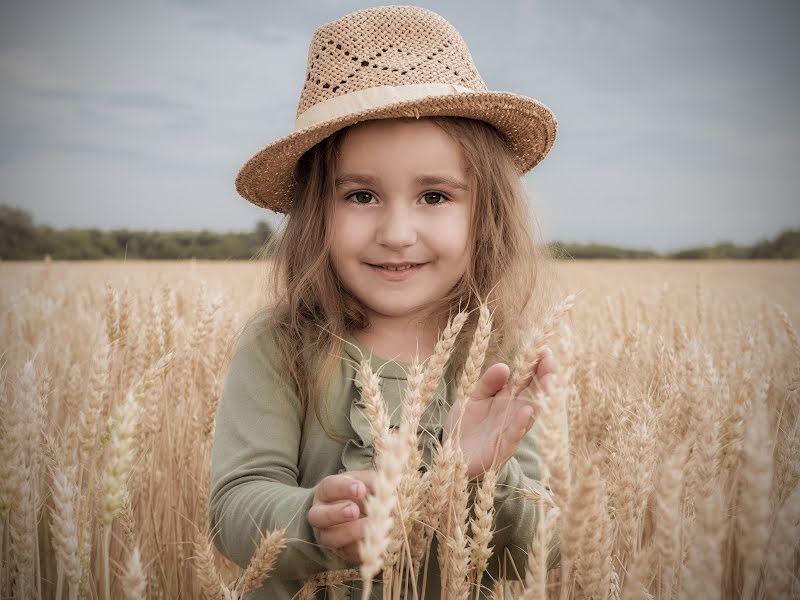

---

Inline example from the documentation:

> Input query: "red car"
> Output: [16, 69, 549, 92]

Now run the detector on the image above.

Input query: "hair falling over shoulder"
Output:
[232, 116, 559, 440]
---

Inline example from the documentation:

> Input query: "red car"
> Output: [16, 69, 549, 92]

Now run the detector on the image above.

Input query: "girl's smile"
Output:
[367, 261, 428, 282]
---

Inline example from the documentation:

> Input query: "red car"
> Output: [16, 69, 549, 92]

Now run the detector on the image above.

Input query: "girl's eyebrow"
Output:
[335, 173, 469, 192]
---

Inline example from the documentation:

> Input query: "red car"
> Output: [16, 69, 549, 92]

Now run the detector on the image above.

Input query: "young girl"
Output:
[209, 5, 564, 599]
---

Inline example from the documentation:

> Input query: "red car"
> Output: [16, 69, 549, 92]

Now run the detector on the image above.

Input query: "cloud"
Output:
[0, 0, 309, 173]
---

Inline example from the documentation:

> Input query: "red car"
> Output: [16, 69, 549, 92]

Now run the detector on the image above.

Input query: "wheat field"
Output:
[0, 259, 798, 599]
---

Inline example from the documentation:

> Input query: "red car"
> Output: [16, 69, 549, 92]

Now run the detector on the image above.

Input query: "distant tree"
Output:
[749, 229, 800, 259]
[198, 229, 215, 248]
[0, 204, 36, 259]
[671, 242, 749, 259]
[548, 241, 659, 259]
[253, 220, 275, 245]
[111, 229, 135, 256]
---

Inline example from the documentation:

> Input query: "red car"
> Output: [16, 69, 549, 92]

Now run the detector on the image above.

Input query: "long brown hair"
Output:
[231, 116, 558, 440]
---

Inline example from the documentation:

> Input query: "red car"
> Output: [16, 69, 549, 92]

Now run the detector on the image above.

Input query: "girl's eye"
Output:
[348, 191, 375, 204]
[345, 191, 450, 205]
[423, 192, 449, 205]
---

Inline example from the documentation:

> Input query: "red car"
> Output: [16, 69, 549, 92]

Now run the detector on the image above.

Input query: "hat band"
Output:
[294, 82, 474, 131]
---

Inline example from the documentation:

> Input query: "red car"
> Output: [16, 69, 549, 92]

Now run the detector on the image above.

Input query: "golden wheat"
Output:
[0, 259, 797, 599]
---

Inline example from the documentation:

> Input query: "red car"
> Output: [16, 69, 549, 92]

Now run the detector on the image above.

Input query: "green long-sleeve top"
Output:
[208, 319, 565, 599]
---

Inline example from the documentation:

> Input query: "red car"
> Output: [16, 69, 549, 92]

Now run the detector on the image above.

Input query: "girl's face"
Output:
[329, 118, 473, 324]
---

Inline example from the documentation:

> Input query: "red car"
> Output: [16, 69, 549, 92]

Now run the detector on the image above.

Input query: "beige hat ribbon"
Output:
[294, 82, 474, 131]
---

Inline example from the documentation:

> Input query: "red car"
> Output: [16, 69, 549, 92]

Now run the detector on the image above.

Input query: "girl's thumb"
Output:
[470, 363, 510, 401]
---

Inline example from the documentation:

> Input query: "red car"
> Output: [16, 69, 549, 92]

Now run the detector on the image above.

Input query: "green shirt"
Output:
[208, 319, 563, 599]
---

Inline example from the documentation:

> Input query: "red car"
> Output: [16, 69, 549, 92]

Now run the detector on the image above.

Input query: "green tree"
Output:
[0, 204, 36, 259]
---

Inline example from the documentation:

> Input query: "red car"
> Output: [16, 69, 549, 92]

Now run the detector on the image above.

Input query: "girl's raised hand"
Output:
[443, 346, 556, 481]
[308, 470, 376, 564]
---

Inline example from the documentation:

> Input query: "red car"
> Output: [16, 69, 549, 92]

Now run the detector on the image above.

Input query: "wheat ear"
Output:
[559, 448, 602, 595]
[764, 482, 800, 599]
[736, 399, 774, 599]
[520, 503, 560, 600]
[121, 545, 147, 600]
[358, 358, 391, 459]
[419, 309, 469, 407]
[193, 537, 228, 600]
[652, 440, 689, 599]
[99, 387, 141, 600]
[508, 293, 576, 400]
[298, 569, 361, 599]
[680, 487, 724, 600]
[237, 527, 287, 595]
[358, 357, 411, 597]
[468, 467, 497, 587]
[48, 462, 81, 599]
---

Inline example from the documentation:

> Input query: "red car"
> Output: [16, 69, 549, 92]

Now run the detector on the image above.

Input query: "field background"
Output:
[1, 259, 798, 599]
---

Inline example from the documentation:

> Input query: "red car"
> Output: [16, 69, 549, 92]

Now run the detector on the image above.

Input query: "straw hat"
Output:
[235, 4, 558, 214]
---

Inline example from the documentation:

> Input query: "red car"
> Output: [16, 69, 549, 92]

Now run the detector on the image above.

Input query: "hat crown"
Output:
[297, 5, 488, 119]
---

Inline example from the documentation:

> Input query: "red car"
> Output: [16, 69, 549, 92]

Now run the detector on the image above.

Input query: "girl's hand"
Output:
[308, 470, 376, 564]
[443, 346, 556, 481]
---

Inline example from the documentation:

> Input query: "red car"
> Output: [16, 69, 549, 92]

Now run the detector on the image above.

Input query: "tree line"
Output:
[1, 204, 798, 260]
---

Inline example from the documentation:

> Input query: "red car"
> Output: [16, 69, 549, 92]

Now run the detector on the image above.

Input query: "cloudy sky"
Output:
[1, 0, 798, 252]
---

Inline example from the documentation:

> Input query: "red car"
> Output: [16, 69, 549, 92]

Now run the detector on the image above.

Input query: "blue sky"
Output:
[1, 0, 798, 252]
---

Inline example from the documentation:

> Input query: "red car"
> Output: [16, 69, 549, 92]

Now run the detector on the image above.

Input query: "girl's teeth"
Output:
[383, 265, 413, 271]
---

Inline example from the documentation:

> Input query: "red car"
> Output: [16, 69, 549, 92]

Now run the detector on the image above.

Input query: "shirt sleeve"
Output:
[207, 321, 348, 581]
[470, 395, 569, 582]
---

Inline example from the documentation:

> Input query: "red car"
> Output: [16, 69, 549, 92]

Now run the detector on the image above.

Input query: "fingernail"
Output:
[351, 482, 361, 497]
[342, 504, 356, 518]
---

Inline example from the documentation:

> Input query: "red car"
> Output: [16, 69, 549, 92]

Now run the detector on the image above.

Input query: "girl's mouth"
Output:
[367, 263, 427, 281]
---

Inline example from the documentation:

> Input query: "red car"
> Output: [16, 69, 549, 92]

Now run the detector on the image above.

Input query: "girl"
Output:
[209, 5, 564, 599]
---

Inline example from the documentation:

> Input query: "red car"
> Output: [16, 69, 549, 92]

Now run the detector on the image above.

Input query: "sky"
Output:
[1, 0, 798, 253]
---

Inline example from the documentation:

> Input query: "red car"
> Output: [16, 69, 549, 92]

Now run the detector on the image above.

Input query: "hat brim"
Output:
[235, 91, 557, 214]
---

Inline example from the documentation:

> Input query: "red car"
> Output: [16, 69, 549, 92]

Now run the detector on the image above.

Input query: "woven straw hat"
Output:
[235, 4, 558, 214]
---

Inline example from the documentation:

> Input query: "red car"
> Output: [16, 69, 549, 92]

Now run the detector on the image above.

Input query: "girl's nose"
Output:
[375, 204, 417, 248]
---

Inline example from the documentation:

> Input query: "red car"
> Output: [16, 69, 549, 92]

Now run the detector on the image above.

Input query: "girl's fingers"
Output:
[314, 473, 367, 504]
[536, 348, 555, 376]
[347, 470, 378, 494]
[516, 403, 536, 435]
[495, 392, 536, 432]
[470, 363, 510, 402]
[495, 430, 521, 466]
[308, 499, 360, 530]
[334, 541, 361, 564]
[541, 372, 555, 394]
[318, 516, 368, 549]
[518, 347, 556, 398]
[491, 403, 535, 465]
[346, 470, 377, 512]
